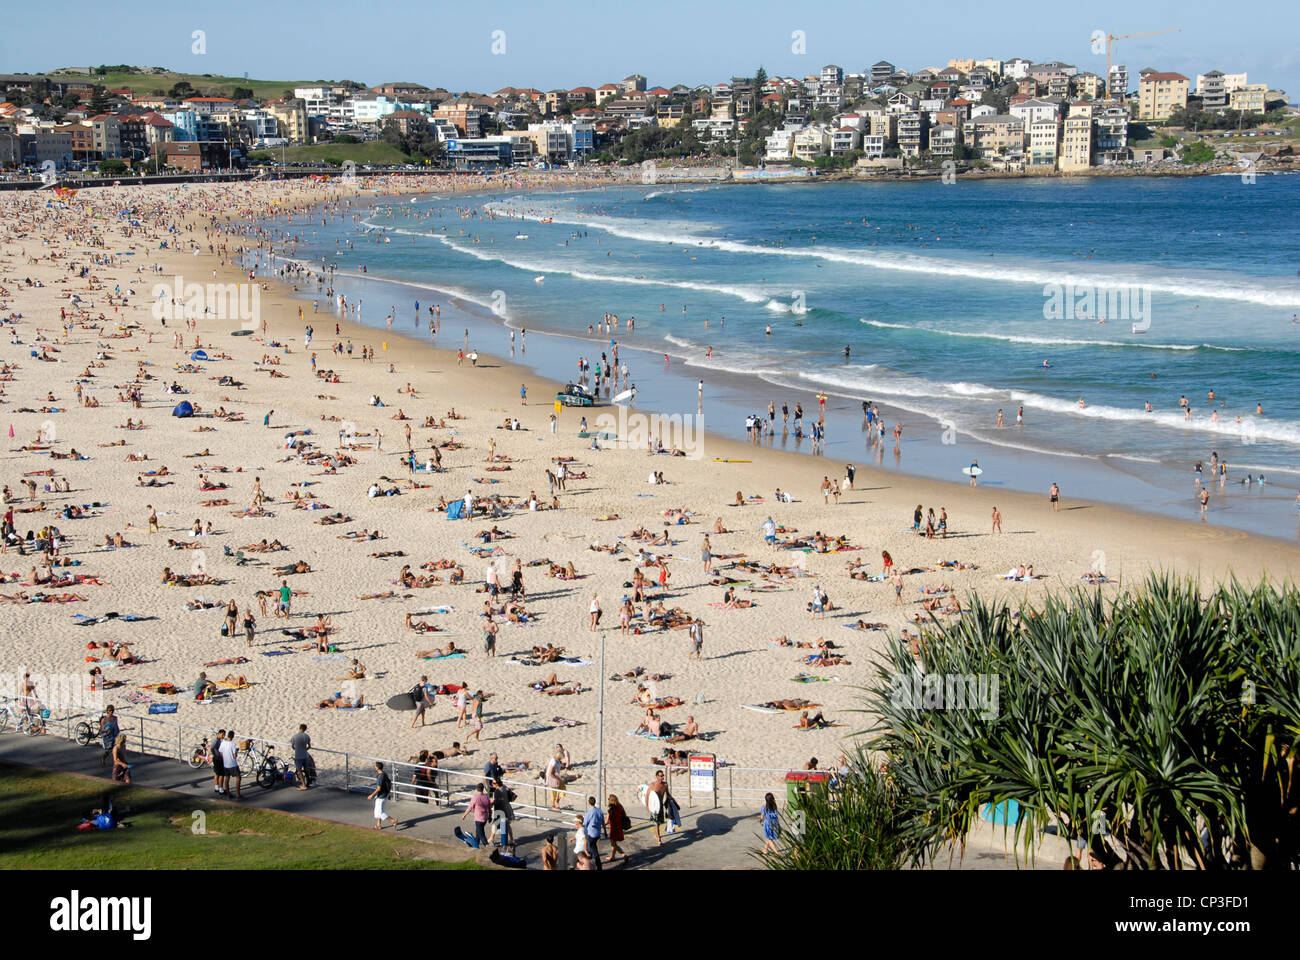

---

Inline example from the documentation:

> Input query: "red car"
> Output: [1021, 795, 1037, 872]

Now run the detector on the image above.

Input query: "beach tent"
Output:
[172, 401, 194, 418]
[190, 349, 209, 361]
[445, 498, 466, 521]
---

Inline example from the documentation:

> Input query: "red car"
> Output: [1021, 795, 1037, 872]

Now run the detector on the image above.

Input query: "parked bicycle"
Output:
[0, 697, 47, 736]
[187, 736, 216, 769]
[74, 716, 103, 746]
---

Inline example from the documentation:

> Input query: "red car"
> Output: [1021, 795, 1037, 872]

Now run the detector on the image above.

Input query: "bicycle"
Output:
[187, 736, 216, 769]
[255, 745, 308, 790]
[0, 698, 47, 736]
[74, 716, 103, 746]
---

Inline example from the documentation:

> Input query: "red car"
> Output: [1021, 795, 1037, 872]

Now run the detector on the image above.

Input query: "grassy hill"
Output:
[47, 67, 360, 100]
[0, 761, 478, 870]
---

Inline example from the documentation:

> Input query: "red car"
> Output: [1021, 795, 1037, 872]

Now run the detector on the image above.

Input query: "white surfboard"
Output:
[962, 466, 983, 477]
[612, 389, 634, 404]
[645, 786, 662, 816]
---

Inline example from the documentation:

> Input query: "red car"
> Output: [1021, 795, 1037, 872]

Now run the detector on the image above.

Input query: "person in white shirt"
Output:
[464, 490, 474, 519]
[218, 731, 242, 798]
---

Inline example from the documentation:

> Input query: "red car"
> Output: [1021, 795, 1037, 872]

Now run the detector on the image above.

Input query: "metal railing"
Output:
[2, 690, 804, 818]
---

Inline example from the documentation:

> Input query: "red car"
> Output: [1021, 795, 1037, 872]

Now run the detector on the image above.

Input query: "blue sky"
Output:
[2, 0, 1296, 99]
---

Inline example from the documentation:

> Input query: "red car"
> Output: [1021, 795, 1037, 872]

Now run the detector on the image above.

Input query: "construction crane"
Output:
[1093, 28, 1181, 98]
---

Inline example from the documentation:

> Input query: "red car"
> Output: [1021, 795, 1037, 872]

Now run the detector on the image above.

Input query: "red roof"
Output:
[570, 86, 595, 94]
[1140, 72, 1188, 83]
[950, 97, 971, 105]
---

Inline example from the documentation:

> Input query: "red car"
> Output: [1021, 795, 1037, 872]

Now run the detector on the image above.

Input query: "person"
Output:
[410, 675, 433, 728]
[542, 833, 560, 870]
[483, 752, 504, 785]
[461, 782, 492, 847]
[589, 593, 602, 631]
[219, 730, 242, 799]
[98, 704, 119, 769]
[111, 733, 131, 784]
[211, 727, 227, 794]
[991, 506, 1002, 534]
[647, 769, 669, 845]
[583, 795, 605, 869]
[277, 579, 292, 618]
[290, 723, 312, 790]
[243, 608, 257, 646]
[193, 671, 216, 701]
[689, 618, 704, 660]
[760, 791, 780, 855]
[490, 778, 515, 847]
[545, 745, 570, 810]
[763, 515, 777, 545]
[369, 761, 398, 830]
[1049, 482, 1060, 512]
[606, 793, 628, 863]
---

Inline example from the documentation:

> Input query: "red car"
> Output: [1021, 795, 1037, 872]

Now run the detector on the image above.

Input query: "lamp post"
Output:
[596, 619, 605, 806]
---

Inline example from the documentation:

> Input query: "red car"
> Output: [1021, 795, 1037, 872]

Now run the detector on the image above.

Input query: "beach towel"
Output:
[148, 703, 178, 714]
[309, 653, 347, 661]
[627, 729, 673, 741]
[420, 652, 466, 660]
[444, 498, 465, 521]
[260, 650, 294, 657]
[552, 716, 585, 727]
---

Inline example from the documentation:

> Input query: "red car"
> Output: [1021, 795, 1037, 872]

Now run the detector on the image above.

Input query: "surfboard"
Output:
[645, 787, 662, 817]
[612, 389, 634, 403]
[231, 330, 253, 336]
[385, 693, 416, 711]
[713, 458, 752, 463]
[962, 466, 983, 477]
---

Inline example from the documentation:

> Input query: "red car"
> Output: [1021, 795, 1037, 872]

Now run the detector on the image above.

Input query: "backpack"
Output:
[411, 683, 425, 702]
[621, 808, 632, 831]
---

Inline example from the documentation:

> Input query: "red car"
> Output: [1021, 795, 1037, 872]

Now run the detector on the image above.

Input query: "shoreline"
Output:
[257, 184, 1300, 545]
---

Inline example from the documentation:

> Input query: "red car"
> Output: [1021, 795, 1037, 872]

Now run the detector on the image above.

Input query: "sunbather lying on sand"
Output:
[317, 692, 365, 709]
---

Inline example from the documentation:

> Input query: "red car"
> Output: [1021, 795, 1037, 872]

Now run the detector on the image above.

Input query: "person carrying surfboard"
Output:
[969, 460, 979, 487]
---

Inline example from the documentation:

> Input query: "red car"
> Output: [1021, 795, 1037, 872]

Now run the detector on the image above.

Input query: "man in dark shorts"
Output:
[647, 769, 668, 845]
[409, 676, 433, 728]
[211, 727, 227, 794]
[1049, 482, 1060, 512]
[289, 722, 312, 790]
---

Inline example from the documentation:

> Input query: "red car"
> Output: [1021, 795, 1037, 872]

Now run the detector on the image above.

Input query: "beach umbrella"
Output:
[172, 401, 194, 418]
[190, 350, 209, 361]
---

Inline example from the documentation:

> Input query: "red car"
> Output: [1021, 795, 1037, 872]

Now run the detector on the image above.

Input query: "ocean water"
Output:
[255, 174, 1300, 538]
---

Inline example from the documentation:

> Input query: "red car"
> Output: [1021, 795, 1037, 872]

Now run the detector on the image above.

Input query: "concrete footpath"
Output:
[0, 731, 762, 869]
[1, 731, 1062, 869]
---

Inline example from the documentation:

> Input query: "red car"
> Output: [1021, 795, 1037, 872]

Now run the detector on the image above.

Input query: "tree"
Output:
[231, 87, 254, 101]
[98, 158, 127, 175]
[169, 80, 194, 99]
[859, 575, 1299, 870]
[88, 85, 111, 115]
[1180, 141, 1216, 164]
[754, 65, 768, 89]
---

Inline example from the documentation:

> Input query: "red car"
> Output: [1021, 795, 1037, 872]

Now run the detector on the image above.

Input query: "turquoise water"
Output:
[256, 174, 1300, 536]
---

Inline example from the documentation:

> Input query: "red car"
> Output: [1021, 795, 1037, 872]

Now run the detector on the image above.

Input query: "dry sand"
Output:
[4, 178, 1299, 801]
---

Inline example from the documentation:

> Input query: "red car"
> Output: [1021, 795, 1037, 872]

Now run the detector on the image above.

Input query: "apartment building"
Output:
[1229, 84, 1267, 113]
[928, 123, 957, 157]
[267, 100, 308, 143]
[1074, 73, 1104, 100]
[1059, 106, 1093, 171]
[434, 101, 482, 137]
[1027, 117, 1059, 166]
[1136, 72, 1189, 120]
[870, 61, 896, 85]
[1196, 71, 1228, 110]
[88, 114, 122, 158]
[764, 126, 799, 161]
[821, 64, 844, 87]
[896, 111, 929, 156]
[861, 133, 886, 158]
[1092, 101, 1129, 164]
[961, 114, 1023, 157]
[1009, 97, 1059, 126]
[792, 125, 830, 161]
[1108, 64, 1129, 100]
[830, 126, 861, 154]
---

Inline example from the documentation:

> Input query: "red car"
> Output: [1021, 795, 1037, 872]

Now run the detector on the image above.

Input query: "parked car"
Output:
[555, 383, 596, 406]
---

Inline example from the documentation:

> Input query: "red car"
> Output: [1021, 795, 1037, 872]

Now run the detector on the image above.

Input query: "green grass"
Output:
[250, 142, 415, 166]
[0, 762, 479, 870]
[49, 68, 337, 101]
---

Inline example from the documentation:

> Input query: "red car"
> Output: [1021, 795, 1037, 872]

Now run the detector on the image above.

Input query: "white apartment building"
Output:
[1027, 118, 1059, 166]
[1010, 97, 1060, 126]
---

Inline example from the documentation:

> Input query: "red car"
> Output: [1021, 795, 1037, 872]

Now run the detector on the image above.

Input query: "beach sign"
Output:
[689, 754, 717, 806]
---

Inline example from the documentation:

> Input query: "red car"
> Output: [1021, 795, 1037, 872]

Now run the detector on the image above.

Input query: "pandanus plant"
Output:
[844, 574, 1299, 869]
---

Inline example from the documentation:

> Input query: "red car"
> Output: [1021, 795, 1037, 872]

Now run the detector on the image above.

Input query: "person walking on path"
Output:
[111, 733, 131, 784]
[606, 794, 628, 864]
[760, 792, 781, 855]
[290, 723, 312, 790]
[689, 619, 704, 660]
[461, 782, 492, 846]
[98, 704, 119, 769]
[583, 796, 605, 870]
[368, 761, 398, 830]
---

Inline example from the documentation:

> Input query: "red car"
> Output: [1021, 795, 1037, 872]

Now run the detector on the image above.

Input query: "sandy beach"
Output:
[4, 176, 1300, 800]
